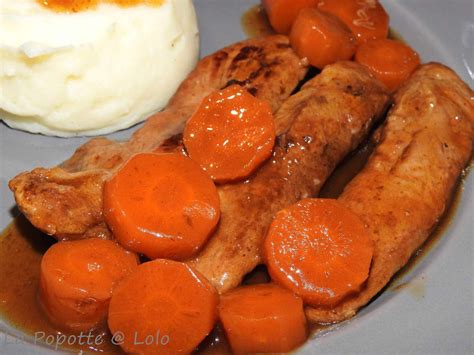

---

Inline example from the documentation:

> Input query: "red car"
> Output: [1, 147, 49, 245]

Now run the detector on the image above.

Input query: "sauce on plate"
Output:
[241, 5, 274, 38]
[0, 217, 123, 354]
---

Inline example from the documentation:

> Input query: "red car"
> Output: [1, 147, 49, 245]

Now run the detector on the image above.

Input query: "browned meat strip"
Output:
[189, 61, 390, 292]
[9, 167, 111, 239]
[306, 63, 474, 323]
[9, 35, 307, 239]
[61, 35, 306, 173]
[9, 168, 107, 239]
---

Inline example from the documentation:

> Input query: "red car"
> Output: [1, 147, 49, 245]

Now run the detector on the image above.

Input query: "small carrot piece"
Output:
[262, 0, 320, 34]
[290, 8, 357, 69]
[264, 199, 374, 307]
[39, 239, 138, 331]
[318, 0, 389, 44]
[183, 85, 276, 183]
[219, 283, 307, 354]
[103, 152, 220, 260]
[355, 38, 421, 91]
[108, 259, 218, 354]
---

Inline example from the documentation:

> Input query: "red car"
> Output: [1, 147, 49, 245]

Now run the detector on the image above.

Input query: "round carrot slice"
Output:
[103, 153, 220, 260]
[290, 8, 357, 69]
[183, 85, 276, 183]
[318, 0, 389, 44]
[39, 239, 138, 331]
[219, 283, 307, 354]
[108, 259, 218, 354]
[264, 198, 374, 307]
[262, 0, 320, 34]
[355, 38, 420, 91]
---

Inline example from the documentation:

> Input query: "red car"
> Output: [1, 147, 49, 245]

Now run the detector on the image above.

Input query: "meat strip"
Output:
[9, 35, 307, 239]
[190, 61, 390, 292]
[306, 63, 474, 323]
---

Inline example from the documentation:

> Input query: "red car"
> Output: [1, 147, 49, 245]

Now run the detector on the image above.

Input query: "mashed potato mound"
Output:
[0, 0, 199, 136]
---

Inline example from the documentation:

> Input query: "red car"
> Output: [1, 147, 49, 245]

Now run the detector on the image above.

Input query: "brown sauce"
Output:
[388, 28, 404, 42]
[0, 216, 123, 354]
[319, 141, 374, 198]
[1, 144, 468, 353]
[38, 0, 163, 13]
[241, 5, 274, 38]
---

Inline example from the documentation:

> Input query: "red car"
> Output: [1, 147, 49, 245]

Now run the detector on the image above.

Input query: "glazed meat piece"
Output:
[61, 35, 307, 173]
[9, 35, 307, 239]
[306, 63, 474, 323]
[190, 61, 390, 292]
[8, 168, 108, 240]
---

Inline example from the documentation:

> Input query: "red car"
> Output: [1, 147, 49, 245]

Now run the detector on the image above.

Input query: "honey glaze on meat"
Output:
[9, 35, 307, 240]
[306, 63, 474, 323]
[189, 61, 390, 292]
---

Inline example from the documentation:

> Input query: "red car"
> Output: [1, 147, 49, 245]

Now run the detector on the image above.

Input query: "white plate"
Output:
[0, 0, 473, 354]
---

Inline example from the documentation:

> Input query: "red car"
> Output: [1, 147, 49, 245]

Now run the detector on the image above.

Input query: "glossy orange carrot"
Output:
[264, 199, 374, 307]
[262, 0, 320, 34]
[183, 85, 276, 183]
[103, 152, 220, 260]
[108, 259, 218, 354]
[318, 0, 389, 43]
[290, 8, 357, 69]
[355, 38, 421, 91]
[219, 283, 307, 354]
[39, 239, 138, 331]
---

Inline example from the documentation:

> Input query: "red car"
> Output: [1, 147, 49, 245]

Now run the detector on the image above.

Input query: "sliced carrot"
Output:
[219, 283, 307, 354]
[263, 198, 374, 307]
[39, 239, 138, 331]
[355, 38, 421, 91]
[103, 152, 220, 260]
[318, 0, 389, 44]
[262, 0, 320, 34]
[108, 259, 218, 354]
[183, 85, 276, 183]
[290, 8, 357, 69]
